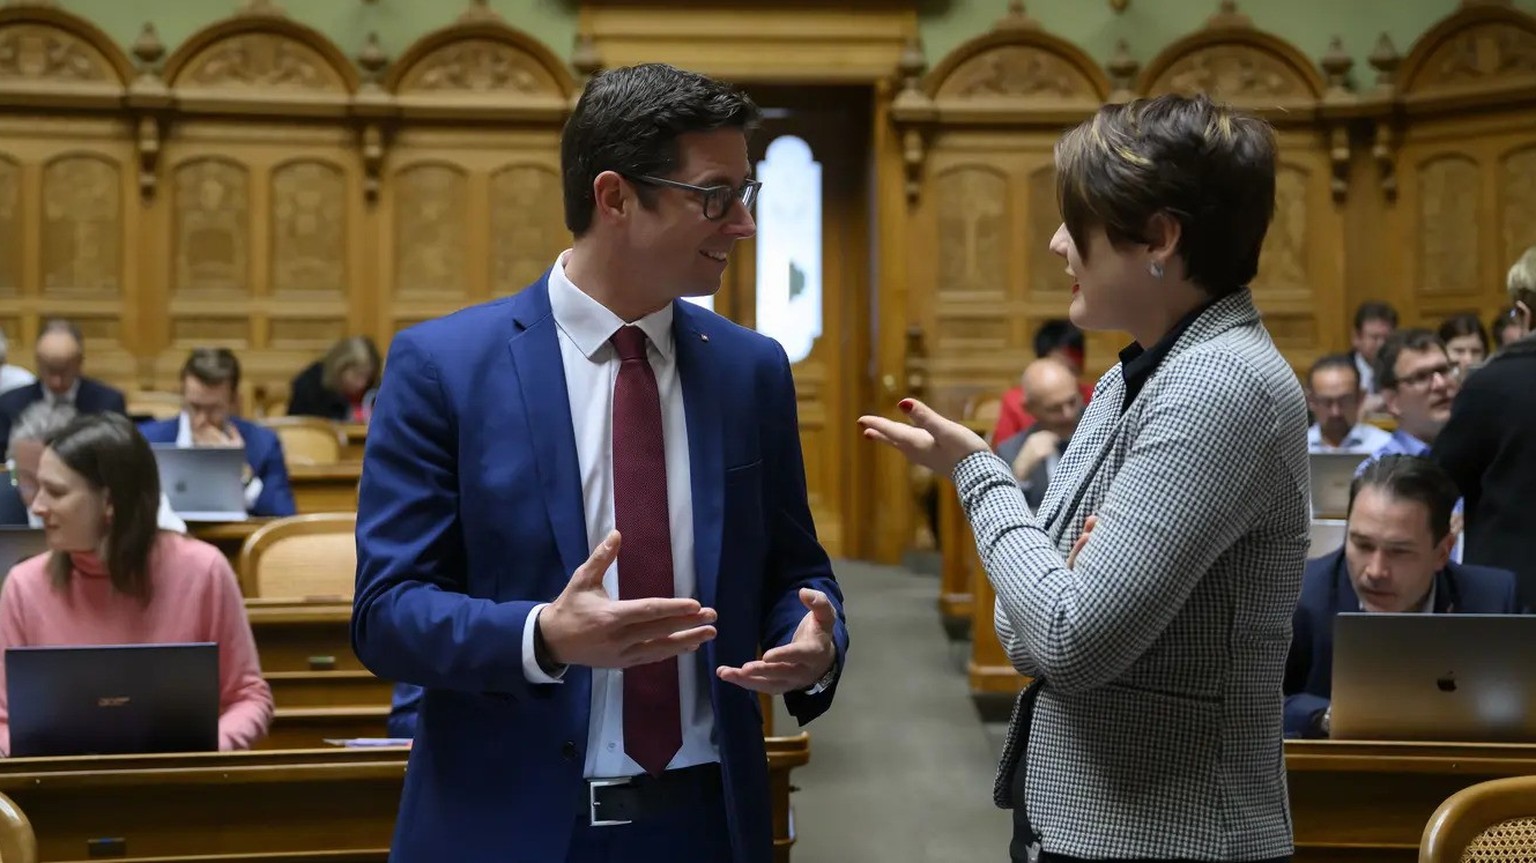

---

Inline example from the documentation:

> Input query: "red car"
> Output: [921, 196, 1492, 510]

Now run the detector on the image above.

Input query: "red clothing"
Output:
[991, 381, 1095, 444]
[0, 532, 273, 755]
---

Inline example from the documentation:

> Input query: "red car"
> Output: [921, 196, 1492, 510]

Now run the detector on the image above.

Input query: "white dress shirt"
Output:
[175, 412, 263, 510]
[0, 365, 35, 395]
[1354, 353, 1376, 394]
[522, 252, 718, 779]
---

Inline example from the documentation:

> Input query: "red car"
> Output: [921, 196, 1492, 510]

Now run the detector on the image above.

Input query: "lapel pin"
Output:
[700, 333, 709, 343]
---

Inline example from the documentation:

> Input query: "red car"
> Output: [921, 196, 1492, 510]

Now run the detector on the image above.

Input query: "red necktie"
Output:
[610, 325, 682, 776]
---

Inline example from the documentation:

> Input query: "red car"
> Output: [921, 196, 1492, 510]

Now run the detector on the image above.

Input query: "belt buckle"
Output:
[588, 777, 633, 827]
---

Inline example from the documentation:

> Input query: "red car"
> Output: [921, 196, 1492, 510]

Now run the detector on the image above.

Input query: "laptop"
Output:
[1330, 613, 1536, 742]
[151, 445, 248, 522]
[1308, 518, 1347, 558]
[5, 643, 220, 757]
[1309, 453, 1364, 519]
[0, 526, 49, 575]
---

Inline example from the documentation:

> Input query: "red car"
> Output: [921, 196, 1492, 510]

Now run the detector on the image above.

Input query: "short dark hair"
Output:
[1054, 93, 1276, 298]
[1032, 319, 1084, 359]
[1436, 313, 1488, 355]
[1349, 455, 1460, 543]
[181, 347, 240, 393]
[561, 63, 761, 236]
[1353, 301, 1398, 331]
[44, 413, 161, 603]
[1374, 328, 1444, 390]
[1307, 353, 1361, 391]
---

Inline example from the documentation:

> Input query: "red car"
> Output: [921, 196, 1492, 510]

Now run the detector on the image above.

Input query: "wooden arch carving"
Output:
[1139, 11, 1327, 110]
[924, 11, 1110, 110]
[163, 11, 360, 98]
[387, 18, 576, 111]
[0, 5, 134, 97]
[1396, 2, 1536, 104]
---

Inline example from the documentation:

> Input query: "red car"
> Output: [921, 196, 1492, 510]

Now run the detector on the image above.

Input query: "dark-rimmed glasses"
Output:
[624, 174, 761, 221]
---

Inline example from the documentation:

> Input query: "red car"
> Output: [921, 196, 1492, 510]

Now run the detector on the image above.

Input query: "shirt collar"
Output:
[1118, 298, 1217, 402]
[547, 251, 675, 362]
[46, 379, 80, 406]
[176, 412, 192, 447]
[1389, 428, 1429, 455]
[1307, 423, 1380, 449]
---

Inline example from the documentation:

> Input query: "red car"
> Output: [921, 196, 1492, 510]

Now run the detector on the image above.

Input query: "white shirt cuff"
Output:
[522, 603, 566, 684]
[243, 477, 264, 510]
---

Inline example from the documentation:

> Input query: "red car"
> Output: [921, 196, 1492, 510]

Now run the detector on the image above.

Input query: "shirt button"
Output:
[562, 741, 578, 760]
[607, 742, 617, 751]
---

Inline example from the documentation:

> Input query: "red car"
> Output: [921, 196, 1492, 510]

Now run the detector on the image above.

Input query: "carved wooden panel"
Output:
[1253, 164, 1310, 294]
[271, 160, 345, 294]
[393, 163, 468, 297]
[1417, 155, 1481, 296]
[1500, 146, 1536, 270]
[0, 155, 18, 295]
[489, 164, 560, 294]
[1150, 46, 1309, 100]
[1412, 24, 1536, 91]
[174, 158, 249, 294]
[1026, 165, 1065, 297]
[0, 24, 113, 82]
[935, 46, 1094, 99]
[177, 35, 345, 93]
[935, 165, 1007, 303]
[269, 318, 345, 349]
[395, 40, 561, 95]
[171, 317, 249, 346]
[42, 155, 120, 295]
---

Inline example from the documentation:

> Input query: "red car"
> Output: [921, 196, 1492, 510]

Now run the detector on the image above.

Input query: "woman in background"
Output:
[1437, 313, 1488, 374]
[0, 413, 271, 755]
[288, 336, 380, 423]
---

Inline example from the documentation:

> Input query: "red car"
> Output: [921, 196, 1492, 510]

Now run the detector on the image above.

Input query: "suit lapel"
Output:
[506, 277, 588, 580]
[673, 302, 723, 610]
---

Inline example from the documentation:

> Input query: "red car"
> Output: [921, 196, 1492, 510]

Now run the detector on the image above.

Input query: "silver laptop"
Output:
[151, 445, 247, 522]
[1309, 453, 1364, 519]
[1331, 613, 1536, 742]
[1308, 519, 1347, 558]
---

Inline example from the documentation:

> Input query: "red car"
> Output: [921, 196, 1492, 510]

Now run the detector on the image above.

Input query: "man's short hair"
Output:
[1374, 328, 1444, 390]
[560, 63, 761, 236]
[1349, 455, 1460, 543]
[181, 347, 241, 394]
[7, 400, 78, 456]
[1032, 319, 1084, 360]
[37, 317, 84, 349]
[1053, 93, 1276, 298]
[1353, 301, 1398, 332]
[1307, 353, 1361, 391]
[1509, 245, 1536, 311]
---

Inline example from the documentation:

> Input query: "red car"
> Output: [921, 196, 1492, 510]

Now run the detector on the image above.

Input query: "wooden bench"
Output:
[247, 599, 359, 671]
[289, 463, 362, 514]
[339, 422, 368, 461]
[0, 735, 812, 862]
[262, 707, 390, 749]
[936, 476, 973, 623]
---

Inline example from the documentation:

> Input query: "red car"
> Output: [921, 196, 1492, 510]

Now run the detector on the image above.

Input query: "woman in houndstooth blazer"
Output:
[862, 94, 1310, 863]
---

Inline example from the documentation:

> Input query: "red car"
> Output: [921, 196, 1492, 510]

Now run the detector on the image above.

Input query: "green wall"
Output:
[53, 0, 1536, 82]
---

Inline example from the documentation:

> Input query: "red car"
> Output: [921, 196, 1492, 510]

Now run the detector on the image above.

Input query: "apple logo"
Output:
[1436, 673, 1457, 693]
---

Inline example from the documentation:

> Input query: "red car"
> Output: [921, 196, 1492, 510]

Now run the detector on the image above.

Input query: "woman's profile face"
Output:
[31, 447, 109, 554]
[1049, 222, 1142, 333]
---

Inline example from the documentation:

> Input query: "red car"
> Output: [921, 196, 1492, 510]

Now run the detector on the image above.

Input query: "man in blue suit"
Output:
[0, 318, 125, 446]
[1285, 455, 1516, 738]
[353, 64, 848, 863]
[138, 348, 296, 518]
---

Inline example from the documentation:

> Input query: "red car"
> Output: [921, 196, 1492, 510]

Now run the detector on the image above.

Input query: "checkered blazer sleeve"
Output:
[953, 352, 1286, 694]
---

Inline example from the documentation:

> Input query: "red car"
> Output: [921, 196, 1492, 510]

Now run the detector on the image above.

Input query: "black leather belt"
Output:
[586, 762, 723, 827]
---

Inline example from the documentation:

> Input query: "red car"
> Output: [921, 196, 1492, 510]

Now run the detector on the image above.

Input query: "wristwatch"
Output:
[1319, 706, 1332, 737]
[803, 664, 838, 696]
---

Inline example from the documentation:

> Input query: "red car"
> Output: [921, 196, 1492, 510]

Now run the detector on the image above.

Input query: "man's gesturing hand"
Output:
[538, 530, 718, 669]
[716, 588, 837, 694]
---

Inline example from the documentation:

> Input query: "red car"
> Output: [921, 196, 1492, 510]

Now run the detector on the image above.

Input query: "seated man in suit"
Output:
[993, 358, 1083, 511]
[138, 348, 296, 518]
[1284, 454, 1517, 739]
[0, 318, 125, 446]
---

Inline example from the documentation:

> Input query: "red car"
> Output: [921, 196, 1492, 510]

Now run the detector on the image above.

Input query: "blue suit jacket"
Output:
[352, 274, 848, 863]
[137, 416, 297, 518]
[1282, 548, 1517, 737]
[0, 377, 125, 445]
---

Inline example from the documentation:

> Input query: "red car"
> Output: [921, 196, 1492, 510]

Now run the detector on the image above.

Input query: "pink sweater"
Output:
[0, 532, 273, 755]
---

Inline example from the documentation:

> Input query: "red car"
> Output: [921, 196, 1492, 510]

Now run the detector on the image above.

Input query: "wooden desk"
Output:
[268, 670, 393, 709]
[340, 422, 368, 461]
[262, 706, 391, 749]
[1288, 740, 1536, 863]
[247, 599, 358, 672]
[289, 462, 362, 513]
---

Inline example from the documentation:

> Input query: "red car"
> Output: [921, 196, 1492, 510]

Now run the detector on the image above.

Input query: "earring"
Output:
[1148, 261, 1164, 279]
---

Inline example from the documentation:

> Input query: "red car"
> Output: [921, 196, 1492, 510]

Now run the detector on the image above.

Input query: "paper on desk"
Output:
[324, 738, 413, 748]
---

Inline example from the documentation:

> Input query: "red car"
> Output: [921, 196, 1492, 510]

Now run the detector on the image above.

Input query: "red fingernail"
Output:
[899, 399, 914, 413]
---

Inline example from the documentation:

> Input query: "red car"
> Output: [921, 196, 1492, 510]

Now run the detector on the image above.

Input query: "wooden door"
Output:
[710, 85, 873, 559]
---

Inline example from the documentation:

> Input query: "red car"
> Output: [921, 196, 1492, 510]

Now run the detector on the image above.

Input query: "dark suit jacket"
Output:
[1283, 548, 1518, 738]
[1433, 335, 1536, 611]
[286, 361, 351, 421]
[0, 377, 126, 445]
[351, 272, 848, 863]
[993, 425, 1067, 511]
[137, 416, 297, 518]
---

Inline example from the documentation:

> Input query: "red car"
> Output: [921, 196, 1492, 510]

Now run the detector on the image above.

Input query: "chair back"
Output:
[238, 512, 357, 600]
[0, 792, 36, 863]
[963, 394, 1003, 444]
[1421, 775, 1536, 863]
[259, 416, 344, 466]
[126, 390, 182, 421]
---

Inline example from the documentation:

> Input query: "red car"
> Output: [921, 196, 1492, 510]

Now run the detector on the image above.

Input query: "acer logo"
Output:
[97, 696, 131, 708]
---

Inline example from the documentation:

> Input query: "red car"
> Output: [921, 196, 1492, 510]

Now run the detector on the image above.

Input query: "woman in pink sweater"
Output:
[0, 413, 272, 755]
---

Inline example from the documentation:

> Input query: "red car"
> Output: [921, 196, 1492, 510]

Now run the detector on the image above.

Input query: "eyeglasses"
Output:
[623, 174, 761, 221]
[1394, 363, 1461, 389]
